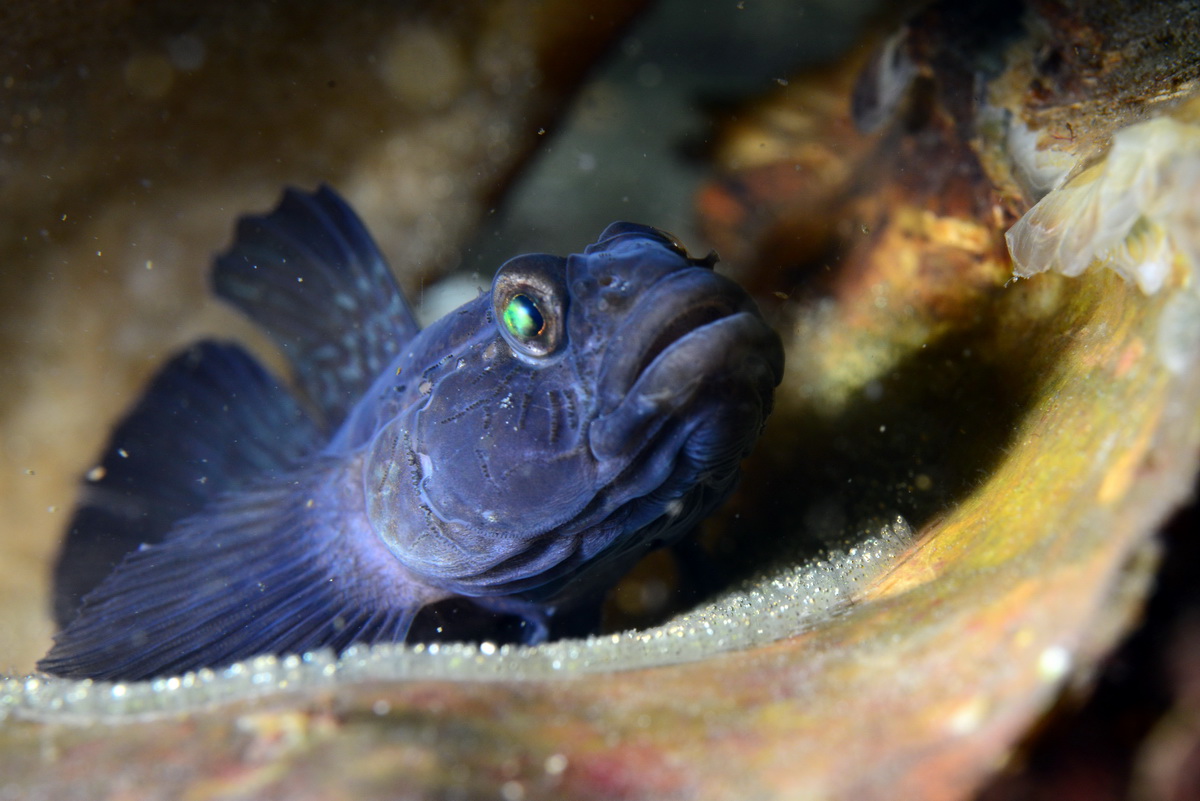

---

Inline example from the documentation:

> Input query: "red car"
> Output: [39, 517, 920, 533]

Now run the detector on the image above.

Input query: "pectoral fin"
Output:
[40, 465, 436, 681]
[52, 341, 320, 627]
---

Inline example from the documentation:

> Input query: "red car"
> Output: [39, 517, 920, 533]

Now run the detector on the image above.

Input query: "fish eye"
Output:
[502, 294, 545, 339]
[492, 255, 567, 360]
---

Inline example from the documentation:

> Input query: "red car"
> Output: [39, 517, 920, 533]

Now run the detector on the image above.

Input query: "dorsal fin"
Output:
[212, 186, 421, 431]
[51, 341, 321, 627]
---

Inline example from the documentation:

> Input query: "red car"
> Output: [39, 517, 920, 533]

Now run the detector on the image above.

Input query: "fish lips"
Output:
[589, 268, 784, 462]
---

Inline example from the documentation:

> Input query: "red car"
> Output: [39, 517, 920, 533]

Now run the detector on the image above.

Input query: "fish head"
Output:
[367, 223, 783, 602]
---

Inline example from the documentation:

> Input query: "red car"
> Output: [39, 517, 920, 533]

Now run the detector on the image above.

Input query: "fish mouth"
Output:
[596, 268, 772, 401]
[590, 268, 783, 460]
[631, 301, 734, 385]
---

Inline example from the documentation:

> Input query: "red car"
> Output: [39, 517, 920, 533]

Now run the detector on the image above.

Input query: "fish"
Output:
[39, 186, 784, 681]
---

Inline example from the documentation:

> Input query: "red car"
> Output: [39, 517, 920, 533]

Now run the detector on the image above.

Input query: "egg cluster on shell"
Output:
[2, 518, 913, 723]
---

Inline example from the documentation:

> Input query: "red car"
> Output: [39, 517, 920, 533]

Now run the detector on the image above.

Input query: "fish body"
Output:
[40, 187, 783, 680]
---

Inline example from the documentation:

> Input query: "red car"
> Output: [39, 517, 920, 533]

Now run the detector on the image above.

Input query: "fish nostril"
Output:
[600, 290, 631, 311]
[597, 274, 614, 287]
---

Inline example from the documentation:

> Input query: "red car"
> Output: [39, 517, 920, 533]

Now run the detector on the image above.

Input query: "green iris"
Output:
[502, 294, 545, 340]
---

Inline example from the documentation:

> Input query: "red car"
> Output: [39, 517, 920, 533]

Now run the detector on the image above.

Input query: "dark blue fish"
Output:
[39, 187, 783, 680]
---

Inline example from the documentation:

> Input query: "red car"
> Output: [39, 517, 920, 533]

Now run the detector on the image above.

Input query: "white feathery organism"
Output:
[1007, 116, 1200, 295]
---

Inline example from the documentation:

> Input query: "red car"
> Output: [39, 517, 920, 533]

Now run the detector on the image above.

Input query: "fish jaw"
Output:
[589, 310, 783, 465]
